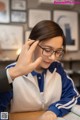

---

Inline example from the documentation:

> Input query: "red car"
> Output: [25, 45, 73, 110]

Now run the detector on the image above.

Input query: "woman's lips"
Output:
[44, 61, 51, 64]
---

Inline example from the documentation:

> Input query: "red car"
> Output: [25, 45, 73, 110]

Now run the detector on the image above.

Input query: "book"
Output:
[71, 105, 80, 116]
[57, 117, 65, 120]
[63, 112, 80, 120]
[55, 105, 80, 120]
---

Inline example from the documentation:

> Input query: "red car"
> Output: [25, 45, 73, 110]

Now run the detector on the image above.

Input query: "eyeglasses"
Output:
[38, 44, 64, 59]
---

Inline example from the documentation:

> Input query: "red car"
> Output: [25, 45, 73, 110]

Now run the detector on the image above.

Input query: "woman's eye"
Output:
[56, 50, 63, 54]
[44, 49, 51, 52]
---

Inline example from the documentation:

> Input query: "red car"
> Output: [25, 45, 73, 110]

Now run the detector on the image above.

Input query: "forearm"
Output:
[48, 95, 80, 117]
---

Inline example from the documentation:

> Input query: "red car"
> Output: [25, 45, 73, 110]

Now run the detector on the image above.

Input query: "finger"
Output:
[29, 41, 39, 53]
[26, 39, 35, 46]
[31, 57, 42, 69]
[22, 40, 35, 50]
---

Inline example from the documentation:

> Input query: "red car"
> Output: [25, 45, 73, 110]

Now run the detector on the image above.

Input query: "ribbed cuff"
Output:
[6, 69, 13, 84]
[48, 105, 60, 116]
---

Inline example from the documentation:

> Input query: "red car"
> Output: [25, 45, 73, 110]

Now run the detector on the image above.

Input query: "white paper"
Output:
[71, 105, 80, 116]
[57, 117, 65, 120]
[64, 112, 80, 120]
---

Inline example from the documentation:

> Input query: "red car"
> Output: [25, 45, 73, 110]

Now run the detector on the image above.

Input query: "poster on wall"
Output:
[53, 10, 78, 51]
[11, 11, 27, 23]
[11, 0, 27, 10]
[28, 9, 51, 28]
[0, 0, 10, 23]
[0, 25, 23, 49]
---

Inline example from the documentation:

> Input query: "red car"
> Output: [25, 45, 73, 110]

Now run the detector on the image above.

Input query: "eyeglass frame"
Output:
[38, 44, 65, 59]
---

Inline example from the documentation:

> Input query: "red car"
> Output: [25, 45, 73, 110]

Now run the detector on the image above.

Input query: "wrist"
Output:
[8, 67, 21, 80]
[46, 111, 57, 119]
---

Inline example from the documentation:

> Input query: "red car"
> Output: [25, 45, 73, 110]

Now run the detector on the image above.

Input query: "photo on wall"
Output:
[11, 0, 27, 11]
[53, 10, 78, 51]
[28, 9, 51, 28]
[11, 11, 27, 23]
[0, 25, 23, 49]
[0, 0, 10, 23]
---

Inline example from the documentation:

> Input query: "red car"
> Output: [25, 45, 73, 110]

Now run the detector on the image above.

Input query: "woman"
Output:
[0, 20, 80, 120]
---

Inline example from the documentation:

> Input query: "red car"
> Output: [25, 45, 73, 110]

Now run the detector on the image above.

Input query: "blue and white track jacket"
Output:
[0, 62, 80, 117]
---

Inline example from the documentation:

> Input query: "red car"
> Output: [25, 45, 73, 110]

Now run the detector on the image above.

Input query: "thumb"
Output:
[32, 57, 42, 69]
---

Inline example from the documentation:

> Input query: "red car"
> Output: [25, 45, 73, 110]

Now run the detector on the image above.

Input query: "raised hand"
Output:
[8, 40, 42, 79]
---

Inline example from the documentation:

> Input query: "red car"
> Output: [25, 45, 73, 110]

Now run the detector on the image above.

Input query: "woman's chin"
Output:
[35, 62, 51, 72]
[41, 63, 51, 69]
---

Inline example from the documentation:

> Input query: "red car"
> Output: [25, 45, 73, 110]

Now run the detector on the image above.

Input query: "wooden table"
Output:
[9, 111, 44, 120]
[9, 112, 65, 120]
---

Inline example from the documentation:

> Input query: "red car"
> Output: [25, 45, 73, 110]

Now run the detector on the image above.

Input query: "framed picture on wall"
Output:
[0, 25, 23, 49]
[53, 10, 78, 51]
[11, 0, 27, 10]
[0, 0, 10, 23]
[11, 11, 27, 23]
[28, 9, 51, 28]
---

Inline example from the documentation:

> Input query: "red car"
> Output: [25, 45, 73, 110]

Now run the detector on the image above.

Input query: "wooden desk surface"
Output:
[9, 111, 44, 120]
[9, 111, 68, 120]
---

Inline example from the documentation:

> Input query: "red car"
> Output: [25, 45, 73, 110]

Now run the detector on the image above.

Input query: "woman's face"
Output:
[34, 36, 63, 71]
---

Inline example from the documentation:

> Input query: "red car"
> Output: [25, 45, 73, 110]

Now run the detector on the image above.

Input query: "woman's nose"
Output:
[48, 53, 56, 61]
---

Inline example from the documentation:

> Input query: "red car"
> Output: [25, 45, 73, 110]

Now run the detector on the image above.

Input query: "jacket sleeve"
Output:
[0, 90, 13, 112]
[0, 69, 12, 92]
[48, 62, 80, 117]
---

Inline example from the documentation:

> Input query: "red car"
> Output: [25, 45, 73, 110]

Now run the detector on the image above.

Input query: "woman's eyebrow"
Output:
[42, 45, 63, 50]
[41, 45, 54, 48]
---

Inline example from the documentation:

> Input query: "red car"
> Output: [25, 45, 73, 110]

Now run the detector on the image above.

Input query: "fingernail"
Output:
[36, 41, 39, 43]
